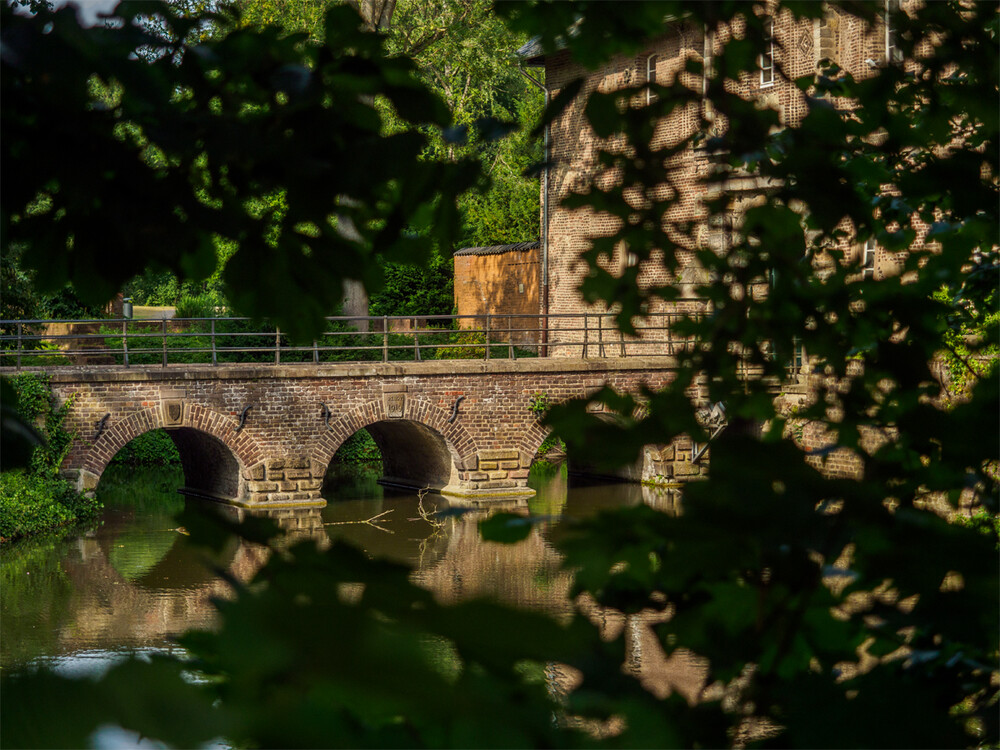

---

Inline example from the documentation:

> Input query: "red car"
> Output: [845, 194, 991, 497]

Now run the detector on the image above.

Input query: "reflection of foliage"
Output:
[96, 464, 186, 515]
[0, 528, 78, 667]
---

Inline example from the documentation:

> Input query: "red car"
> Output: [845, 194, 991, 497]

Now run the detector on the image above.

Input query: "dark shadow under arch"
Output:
[165, 427, 242, 501]
[326, 419, 458, 494]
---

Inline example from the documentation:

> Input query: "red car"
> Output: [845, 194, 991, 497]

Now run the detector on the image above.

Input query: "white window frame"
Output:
[759, 17, 775, 88]
[884, 0, 901, 64]
[862, 238, 877, 280]
[646, 54, 658, 105]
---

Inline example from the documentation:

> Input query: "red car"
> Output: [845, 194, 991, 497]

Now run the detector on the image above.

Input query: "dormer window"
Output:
[760, 17, 775, 88]
[646, 54, 658, 104]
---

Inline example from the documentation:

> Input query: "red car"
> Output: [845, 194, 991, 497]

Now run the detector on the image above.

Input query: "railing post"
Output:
[122, 319, 129, 368]
[598, 315, 604, 358]
[382, 317, 388, 362]
[211, 319, 217, 366]
[485, 313, 491, 360]
[619, 326, 626, 357]
[161, 318, 168, 367]
[508, 317, 515, 360]
[413, 330, 420, 361]
[313, 339, 319, 364]
[666, 313, 673, 356]
[583, 313, 589, 358]
[16, 322, 22, 371]
[275, 327, 280, 365]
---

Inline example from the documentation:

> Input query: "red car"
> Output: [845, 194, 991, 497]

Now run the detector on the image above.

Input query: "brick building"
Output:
[520, 3, 913, 356]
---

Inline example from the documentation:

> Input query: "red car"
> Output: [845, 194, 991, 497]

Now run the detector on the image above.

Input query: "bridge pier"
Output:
[240, 457, 326, 508]
[441, 448, 536, 503]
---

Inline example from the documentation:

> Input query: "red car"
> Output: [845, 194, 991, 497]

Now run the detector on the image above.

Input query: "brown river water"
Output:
[1, 462, 705, 704]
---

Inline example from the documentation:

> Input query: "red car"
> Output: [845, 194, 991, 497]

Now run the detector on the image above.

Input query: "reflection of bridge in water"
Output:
[16, 480, 705, 704]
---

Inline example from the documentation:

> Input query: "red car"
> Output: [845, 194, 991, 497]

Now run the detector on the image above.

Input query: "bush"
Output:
[109, 429, 181, 466]
[332, 429, 382, 464]
[0, 471, 100, 542]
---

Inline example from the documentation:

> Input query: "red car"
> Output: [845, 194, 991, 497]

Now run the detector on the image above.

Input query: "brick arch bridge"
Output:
[45, 357, 701, 507]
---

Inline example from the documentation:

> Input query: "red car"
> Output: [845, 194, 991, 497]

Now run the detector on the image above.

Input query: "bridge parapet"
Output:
[33, 357, 692, 507]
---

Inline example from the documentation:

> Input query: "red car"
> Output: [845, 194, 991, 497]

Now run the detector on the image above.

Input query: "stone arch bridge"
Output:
[41, 357, 702, 507]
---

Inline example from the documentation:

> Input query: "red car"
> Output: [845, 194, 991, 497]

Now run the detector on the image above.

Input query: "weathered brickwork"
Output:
[536, 3, 922, 355]
[43, 358, 704, 508]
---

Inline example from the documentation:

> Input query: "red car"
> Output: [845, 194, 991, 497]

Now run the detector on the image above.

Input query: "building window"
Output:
[862, 238, 877, 280]
[759, 17, 775, 88]
[884, 0, 902, 64]
[646, 54, 658, 105]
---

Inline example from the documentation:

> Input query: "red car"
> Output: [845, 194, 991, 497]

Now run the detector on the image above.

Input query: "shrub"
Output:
[0, 471, 100, 542]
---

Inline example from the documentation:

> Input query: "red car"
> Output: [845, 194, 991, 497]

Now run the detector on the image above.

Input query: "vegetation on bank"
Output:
[0, 374, 100, 543]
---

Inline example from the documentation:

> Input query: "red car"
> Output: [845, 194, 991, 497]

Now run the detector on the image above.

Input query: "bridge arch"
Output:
[519, 411, 644, 482]
[74, 405, 264, 503]
[315, 397, 476, 494]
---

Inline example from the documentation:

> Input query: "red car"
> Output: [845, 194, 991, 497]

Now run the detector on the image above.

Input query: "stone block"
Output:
[659, 444, 675, 461]
[498, 460, 519, 470]
[278, 481, 297, 492]
[249, 463, 266, 481]
[519, 450, 534, 468]
[298, 479, 322, 491]
[284, 468, 310, 480]
[470, 471, 489, 481]
[249, 481, 278, 493]
[480, 479, 516, 489]
[487, 470, 507, 480]
[478, 448, 519, 462]
[266, 469, 285, 481]
[479, 461, 498, 471]
[290, 457, 309, 469]
[268, 493, 292, 502]
[509, 469, 530, 479]
[267, 458, 286, 471]
[675, 462, 700, 476]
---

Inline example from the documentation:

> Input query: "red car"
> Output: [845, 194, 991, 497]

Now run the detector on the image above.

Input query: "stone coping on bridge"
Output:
[23, 356, 682, 383]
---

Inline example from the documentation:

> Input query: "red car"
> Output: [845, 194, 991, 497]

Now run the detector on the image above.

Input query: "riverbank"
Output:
[0, 470, 100, 543]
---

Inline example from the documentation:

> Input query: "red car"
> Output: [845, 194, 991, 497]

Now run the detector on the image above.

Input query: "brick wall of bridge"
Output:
[44, 358, 703, 508]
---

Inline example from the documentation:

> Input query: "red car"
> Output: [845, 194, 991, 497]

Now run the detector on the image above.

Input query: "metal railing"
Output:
[0, 312, 705, 370]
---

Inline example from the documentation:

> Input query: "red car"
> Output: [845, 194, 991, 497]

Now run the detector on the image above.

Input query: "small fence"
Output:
[0, 312, 704, 369]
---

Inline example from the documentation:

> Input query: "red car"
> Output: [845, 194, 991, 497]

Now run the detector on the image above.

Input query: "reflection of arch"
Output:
[80, 405, 262, 502]
[314, 398, 476, 493]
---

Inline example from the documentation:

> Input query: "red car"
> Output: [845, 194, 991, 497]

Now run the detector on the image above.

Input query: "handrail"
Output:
[0, 312, 717, 370]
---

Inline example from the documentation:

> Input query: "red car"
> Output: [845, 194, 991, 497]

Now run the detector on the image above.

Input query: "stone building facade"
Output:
[524, 2, 915, 356]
